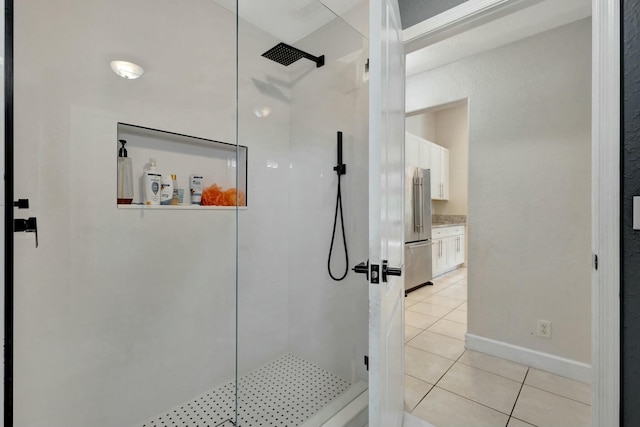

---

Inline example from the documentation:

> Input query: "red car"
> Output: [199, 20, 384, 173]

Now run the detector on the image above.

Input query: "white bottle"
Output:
[190, 175, 203, 205]
[143, 158, 162, 205]
[170, 174, 180, 205]
[160, 174, 174, 205]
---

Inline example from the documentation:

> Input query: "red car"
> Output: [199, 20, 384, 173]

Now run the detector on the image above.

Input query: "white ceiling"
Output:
[211, 0, 366, 45]
[404, 0, 591, 76]
[209, 0, 589, 77]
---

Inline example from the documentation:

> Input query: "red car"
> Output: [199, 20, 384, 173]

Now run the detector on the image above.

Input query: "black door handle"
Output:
[382, 260, 402, 283]
[14, 217, 38, 248]
[353, 260, 369, 280]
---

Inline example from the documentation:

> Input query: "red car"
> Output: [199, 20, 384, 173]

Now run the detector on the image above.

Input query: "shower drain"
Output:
[135, 354, 351, 427]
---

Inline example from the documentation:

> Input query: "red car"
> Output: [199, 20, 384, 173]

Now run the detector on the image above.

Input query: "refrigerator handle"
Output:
[418, 176, 424, 232]
[413, 176, 420, 233]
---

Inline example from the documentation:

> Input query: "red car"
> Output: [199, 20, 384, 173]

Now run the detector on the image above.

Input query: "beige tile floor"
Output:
[404, 267, 592, 427]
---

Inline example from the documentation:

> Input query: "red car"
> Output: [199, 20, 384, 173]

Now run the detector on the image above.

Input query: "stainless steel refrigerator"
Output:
[404, 166, 433, 293]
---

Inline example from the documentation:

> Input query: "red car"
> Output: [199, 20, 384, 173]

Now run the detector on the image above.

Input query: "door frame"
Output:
[591, 0, 620, 425]
[4, 0, 14, 425]
[404, 0, 620, 425]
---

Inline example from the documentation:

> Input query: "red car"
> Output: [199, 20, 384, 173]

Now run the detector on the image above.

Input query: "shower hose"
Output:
[328, 172, 349, 281]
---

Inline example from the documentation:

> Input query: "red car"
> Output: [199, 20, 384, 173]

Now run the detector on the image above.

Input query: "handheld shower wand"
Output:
[328, 131, 349, 281]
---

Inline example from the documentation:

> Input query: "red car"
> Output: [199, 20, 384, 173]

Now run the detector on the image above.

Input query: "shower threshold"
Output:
[135, 353, 363, 427]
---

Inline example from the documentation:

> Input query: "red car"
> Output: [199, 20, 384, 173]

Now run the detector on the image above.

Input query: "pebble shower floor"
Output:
[135, 354, 351, 427]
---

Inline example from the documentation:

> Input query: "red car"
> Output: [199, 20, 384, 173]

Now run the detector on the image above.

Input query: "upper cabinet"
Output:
[405, 132, 449, 200]
[428, 141, 449, 200]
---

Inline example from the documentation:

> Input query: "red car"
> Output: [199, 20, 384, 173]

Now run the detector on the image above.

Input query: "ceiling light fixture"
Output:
[110, 60, 144, 79]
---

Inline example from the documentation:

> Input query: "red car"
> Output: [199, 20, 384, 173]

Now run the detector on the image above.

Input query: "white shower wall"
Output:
[12, 1, 291, 426]
[284, 18, 370, 384]
[12, 1, 369, 427]
[235, 19, 292, 375]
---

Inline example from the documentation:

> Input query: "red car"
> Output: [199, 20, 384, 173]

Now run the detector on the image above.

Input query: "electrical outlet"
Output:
[537, 320, 552, 338]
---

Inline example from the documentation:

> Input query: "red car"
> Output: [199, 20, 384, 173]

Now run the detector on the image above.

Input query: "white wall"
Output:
[405, 111, 435, 140]
[235, 16, 293, 378]
[285, 17, 370, 384]
[12, 1, 290, 426]
[406, 19, 592, 364]
[432, 103, 468, 216]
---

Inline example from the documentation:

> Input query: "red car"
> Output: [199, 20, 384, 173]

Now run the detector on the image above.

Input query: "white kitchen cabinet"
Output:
[453, 233, 465, 265]
[430, 144, 449, 200]
[440, 147, 450, 200]
[405, 132, 449, 200]
[429, 142, 441, 199]
[432, 225, 465, 278]
[433, 238, 448, 274]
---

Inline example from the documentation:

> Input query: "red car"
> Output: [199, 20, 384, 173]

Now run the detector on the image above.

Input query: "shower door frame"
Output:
[4, 0, 14, 425]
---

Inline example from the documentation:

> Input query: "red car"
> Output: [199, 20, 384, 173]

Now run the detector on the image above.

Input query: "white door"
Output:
[368, 0, 405, 425]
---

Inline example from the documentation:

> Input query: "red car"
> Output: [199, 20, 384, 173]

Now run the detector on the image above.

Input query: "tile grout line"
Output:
[506, 367, 530, 427]
[522, 383, 592, 407]
[410, 348, 467, 413]
[406, 268, 468, 417]
[429, 386, 516, 418]
[452, 359, 530, 385]
[419, 328, 466, 342]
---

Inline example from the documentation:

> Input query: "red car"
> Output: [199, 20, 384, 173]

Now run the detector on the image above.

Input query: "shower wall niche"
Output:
[117, 123, 248, 208]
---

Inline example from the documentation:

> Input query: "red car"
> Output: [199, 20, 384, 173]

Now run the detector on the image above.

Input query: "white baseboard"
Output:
[465, 333, 592, 384]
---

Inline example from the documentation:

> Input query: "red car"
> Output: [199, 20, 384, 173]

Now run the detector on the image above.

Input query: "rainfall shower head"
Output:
[261, 42, 325, 68]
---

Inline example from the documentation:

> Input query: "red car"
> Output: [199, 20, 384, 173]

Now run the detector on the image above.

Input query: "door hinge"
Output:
[594, 254, 598, 270]
[13, 198, 29, 209]
[364, 355, 369, 371]
[14, 217, 38, 248]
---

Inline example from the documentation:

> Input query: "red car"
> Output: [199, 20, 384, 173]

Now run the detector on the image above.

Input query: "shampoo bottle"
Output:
[190, 175, 203, 205]
[143, 158, 162, 205]
[117, 139, 134, 204]
[170, 174, 180, 205]
[160, 175, 173, 205]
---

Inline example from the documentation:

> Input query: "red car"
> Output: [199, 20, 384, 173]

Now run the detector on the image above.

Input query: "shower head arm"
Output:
[287, 44, 325, 68]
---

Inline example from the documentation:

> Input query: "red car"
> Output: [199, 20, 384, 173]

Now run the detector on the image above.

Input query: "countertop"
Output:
[432, 223, 466, 228]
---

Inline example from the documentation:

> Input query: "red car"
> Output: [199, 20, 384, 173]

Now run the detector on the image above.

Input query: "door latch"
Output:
[382, 260, 402, 283]
[14, 217, 38, 248]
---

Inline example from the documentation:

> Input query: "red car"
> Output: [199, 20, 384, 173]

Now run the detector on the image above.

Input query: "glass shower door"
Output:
[234, 1, 371, 425]
[9, 1, 240, 426]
